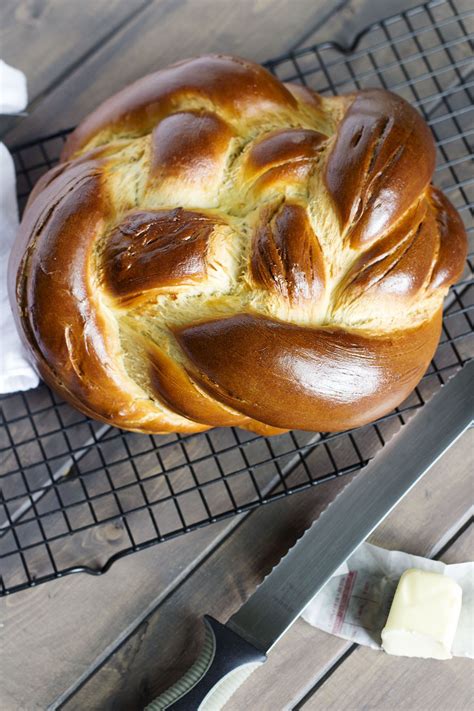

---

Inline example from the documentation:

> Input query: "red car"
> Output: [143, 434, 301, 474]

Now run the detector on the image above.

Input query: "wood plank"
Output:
[2, 0, 360, 147]
[301, 524, 473, 711]
[0, 0, 150, 133]
[62, 430, 473, 711]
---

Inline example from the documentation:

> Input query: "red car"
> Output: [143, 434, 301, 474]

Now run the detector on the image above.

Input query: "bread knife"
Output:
[146, 360, 473, 711]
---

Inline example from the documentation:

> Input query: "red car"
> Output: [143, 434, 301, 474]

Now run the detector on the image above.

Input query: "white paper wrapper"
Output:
[302, 542, 473, 658]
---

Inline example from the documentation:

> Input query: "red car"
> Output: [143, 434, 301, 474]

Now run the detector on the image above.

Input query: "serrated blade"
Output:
[227, 361, 473, 653]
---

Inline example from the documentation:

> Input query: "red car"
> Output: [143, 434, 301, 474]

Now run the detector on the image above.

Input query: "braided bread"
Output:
[9, 55, 467, 434]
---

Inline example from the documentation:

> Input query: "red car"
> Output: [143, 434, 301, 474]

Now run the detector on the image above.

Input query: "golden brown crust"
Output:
[324, 89, 436, 248]
[60, 55, 298, 160]
[338, 199, 435, 305]
[148, 111, 234, 202]
[146, 340, 283, 433]
[246, 128, 327, 175]
[103, 209, 218, 302]
[9, 162, 205, 433]
[9, 55, 467, 435]
[428, 186, 468, 290]
[251, 202, 326, 304]
[175, 311, 442, 431]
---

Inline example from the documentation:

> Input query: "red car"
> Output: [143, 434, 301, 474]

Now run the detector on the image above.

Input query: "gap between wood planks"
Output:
[292, 516, 474, 710]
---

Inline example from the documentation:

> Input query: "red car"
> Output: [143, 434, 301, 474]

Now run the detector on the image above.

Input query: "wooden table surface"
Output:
[1, 1, 472, 709]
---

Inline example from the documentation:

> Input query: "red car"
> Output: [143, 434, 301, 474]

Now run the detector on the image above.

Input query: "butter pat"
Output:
[381, 568, 462, 660]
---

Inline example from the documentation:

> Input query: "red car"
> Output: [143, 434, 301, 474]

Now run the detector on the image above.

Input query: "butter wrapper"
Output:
[301, 542, 473, 658]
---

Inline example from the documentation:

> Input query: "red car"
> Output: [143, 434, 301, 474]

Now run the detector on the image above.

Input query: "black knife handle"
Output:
[145, 616, 267, 710]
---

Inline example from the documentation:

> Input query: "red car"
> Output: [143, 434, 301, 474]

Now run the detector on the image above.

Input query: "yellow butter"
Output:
[381, 568, 462, 660]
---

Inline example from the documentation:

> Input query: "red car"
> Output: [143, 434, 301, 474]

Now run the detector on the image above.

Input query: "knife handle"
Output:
[145, 616, 266, 710]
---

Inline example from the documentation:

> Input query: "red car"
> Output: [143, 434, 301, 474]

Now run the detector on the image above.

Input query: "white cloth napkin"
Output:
[0, 60, 39, 393]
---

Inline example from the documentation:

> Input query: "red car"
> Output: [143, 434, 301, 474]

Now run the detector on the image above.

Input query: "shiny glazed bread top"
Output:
[9, 55, 467, 434]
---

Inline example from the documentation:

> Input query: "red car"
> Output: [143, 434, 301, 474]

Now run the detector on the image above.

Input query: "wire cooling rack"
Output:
[1, 0, 473, 595]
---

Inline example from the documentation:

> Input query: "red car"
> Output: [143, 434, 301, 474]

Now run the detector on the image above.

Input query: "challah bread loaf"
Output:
[9, 55, 467, 434]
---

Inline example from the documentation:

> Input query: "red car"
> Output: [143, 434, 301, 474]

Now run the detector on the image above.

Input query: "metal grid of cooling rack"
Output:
[1, 0, 473, 595]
